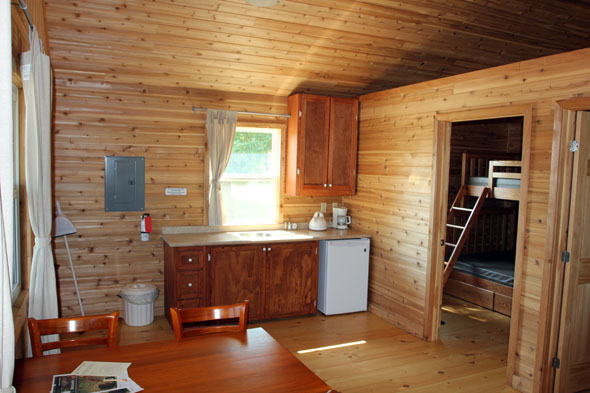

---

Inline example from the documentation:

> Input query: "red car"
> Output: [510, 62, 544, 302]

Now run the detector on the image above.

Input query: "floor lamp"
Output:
[53, 201, 84, 315]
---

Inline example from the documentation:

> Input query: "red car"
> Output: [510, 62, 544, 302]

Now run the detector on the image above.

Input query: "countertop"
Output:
[161, 228, 371, 247]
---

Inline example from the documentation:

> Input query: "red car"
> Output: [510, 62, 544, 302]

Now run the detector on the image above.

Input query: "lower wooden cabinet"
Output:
[209, 245, 266, 321]
[164, 241, 319, 324]
[266, 242, 318, 319]
[164, 244, 208, 322]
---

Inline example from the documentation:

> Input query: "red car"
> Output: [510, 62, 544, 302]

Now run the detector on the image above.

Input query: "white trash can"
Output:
[119, 283, 159, 326]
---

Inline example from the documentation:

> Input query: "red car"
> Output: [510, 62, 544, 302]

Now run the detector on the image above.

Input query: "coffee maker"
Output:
[332, 206, 351, 229]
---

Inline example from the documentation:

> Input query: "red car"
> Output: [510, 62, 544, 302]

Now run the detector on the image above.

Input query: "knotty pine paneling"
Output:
[52, 79, 340, 317]
[349, 48, 590, 392]
[44, 0, 590, 98]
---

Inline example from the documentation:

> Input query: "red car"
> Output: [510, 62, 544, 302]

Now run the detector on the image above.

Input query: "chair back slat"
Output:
[170, 301, 249, 340]
[28, 312, 119, 357]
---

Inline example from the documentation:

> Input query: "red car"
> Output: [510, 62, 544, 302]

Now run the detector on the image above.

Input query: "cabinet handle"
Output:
[268, 247, 272, 252]
[188, 283, 193, 287]
[324, 184, 327, 188]
[329, 184, 332, 187]
[263, 247, 267, 252]
[188, 257, 193, 262]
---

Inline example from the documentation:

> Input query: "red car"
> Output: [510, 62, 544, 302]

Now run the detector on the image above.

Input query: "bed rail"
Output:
[461, 152, 522, 201]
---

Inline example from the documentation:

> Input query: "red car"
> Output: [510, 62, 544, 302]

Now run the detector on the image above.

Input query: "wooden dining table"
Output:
[13, 327, 337, 393]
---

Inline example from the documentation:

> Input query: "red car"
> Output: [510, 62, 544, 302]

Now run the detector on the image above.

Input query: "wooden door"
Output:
[327, 97, 359, 195]
[209, 245, 266, 321]
[266, 242, 318, 319]
[299, 95, 331, 193]
[555, 111, 590, 392]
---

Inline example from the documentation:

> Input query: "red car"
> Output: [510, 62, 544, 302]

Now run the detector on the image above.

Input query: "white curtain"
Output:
[21, 27, 59, 356]
[0, 1, 15, 389]
[206, 110, 237, 226]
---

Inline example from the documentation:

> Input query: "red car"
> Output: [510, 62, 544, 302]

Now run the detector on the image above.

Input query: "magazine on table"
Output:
[50, 374, 124, 393]
[51, 361, 143, 393]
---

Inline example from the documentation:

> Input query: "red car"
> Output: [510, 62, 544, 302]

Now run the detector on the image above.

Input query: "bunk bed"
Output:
[443, 152, 522, 316]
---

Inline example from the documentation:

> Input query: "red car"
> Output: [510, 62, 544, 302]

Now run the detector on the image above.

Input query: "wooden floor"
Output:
[114, 295, 517, 393]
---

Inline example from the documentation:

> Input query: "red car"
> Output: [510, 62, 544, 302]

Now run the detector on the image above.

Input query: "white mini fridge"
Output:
[318, 238, 370, 315]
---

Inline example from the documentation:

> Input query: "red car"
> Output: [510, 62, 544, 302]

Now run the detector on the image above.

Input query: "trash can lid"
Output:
[120, 283, 157, 296]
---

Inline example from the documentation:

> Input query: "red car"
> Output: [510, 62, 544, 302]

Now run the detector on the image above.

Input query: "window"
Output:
[0, 82, 21, 301]
[220, 127, 281, 225]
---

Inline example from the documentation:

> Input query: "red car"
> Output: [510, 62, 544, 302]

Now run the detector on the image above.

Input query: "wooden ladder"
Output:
[443, 185, 490, 286]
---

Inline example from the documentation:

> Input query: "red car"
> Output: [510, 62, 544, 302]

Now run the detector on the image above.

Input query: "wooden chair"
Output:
[169, 301, 249, 340]
[27, 311, 119, 357]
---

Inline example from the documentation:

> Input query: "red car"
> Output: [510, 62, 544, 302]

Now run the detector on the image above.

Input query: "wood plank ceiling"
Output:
[45, 0, 590, 98]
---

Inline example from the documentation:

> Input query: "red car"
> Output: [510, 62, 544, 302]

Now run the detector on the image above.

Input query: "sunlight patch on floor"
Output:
[297, 340, 367, 354]
[442, 305, 458, 313]
[468, 315, 488, 322]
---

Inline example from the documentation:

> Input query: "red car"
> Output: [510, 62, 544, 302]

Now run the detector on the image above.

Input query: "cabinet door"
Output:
[299, 95, 331, 193]
[327, 97, 358, 195]
[266, 242, 318, 319]
[209, 245, 266, 321]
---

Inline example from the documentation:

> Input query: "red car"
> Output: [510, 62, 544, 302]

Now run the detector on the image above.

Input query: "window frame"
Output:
[220, 127, 281, 226]
[10, 77, 22, 302]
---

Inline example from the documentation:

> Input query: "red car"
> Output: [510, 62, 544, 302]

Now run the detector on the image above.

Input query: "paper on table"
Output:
[117, 373, 143, 393]
[72, 362, 131, 377]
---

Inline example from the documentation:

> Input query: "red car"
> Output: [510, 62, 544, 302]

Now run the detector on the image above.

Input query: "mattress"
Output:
[453, 252, 515, 287]
[468, 176, 520, 189]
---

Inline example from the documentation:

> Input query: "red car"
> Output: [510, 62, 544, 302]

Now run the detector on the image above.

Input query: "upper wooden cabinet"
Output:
[286, 94, 359, 196]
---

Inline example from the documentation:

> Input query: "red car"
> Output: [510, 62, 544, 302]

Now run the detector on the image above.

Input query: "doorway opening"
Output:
[426, 105, 532, 385]
[443, 117, 523, 318]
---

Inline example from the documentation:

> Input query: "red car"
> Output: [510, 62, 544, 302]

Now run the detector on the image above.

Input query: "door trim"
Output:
[425, 105, 532, 387]
[536, 97, 590, 392]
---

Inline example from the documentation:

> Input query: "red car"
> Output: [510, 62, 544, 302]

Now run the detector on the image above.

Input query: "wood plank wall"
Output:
[52, 81, 340, 317]
[348, 48, 590, 392]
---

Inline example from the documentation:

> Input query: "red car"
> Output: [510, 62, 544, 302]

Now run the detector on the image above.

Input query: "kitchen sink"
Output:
[228, 230, 313, 241]
[233, 230, 293, 238]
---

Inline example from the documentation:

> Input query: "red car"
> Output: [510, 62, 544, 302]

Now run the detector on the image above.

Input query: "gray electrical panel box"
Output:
[104, 156, 145, 212]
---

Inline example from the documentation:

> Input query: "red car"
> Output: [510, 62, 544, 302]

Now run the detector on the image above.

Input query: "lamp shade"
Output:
[53, 201, 76, 237]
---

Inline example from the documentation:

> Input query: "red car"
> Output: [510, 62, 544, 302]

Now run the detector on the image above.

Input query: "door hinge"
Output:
[552, 356, 560, 369]
[297, 168, 300, 175]
[561, 250, 570, 263]
[207, 253, 211, 262]
[313, 300, 317, 307]
[569, 140, 579, 152]
[298, 110, 302, 118]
